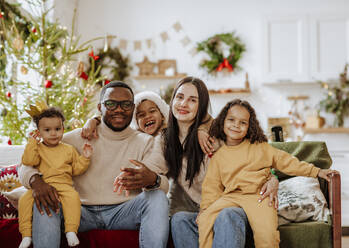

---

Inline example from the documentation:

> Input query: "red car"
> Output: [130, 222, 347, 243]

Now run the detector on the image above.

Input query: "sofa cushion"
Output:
[279, 221, 332, 248]
[277, 176, 329, 225]
[0, 164, 22, 219]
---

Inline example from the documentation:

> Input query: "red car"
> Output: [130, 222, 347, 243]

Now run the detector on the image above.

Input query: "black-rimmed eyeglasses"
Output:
[102, 100, 134, 111]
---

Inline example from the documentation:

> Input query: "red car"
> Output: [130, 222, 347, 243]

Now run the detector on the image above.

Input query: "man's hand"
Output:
[258, 176, 279, 209]
[81, 118, 99, 140]
[30, 174, 60, 216]
[115, 159, 157, 190]
[318, 169, 338, 182]
[198, 130, 215, 155]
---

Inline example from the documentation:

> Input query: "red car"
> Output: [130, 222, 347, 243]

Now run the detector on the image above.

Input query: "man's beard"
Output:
[103, 116, 131, 132]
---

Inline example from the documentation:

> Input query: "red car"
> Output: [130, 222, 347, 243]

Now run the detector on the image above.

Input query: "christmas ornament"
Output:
[32, 27, 37, 33]
[71, 119, 81, 129]
[45, 80, 53, 88]
[0, 12, 3, 19]
[136, 56, 156, 76]
[77, 61, 84, 75]
[20, 65, 28, 75]
[8, 139, 12, 145]
[88, 50, 99, 61]
[79, 71, 88, 80]
[6, 92, 11, 98]
[197, 32, 246, 74]
[13, 37, 24, 51]
[104, 79, 110, 85]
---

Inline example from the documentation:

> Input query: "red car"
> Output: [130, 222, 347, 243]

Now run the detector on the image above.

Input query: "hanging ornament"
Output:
[88, 50, 99, 61]
[45, 80, 53, 88]
[1, 108, 8, 117]
[79, 71, 88, 80]
[20, 65, 28, 75]
[8, 139, 12, 145]
[71, 119, 82, 129]
[13, 37, 24, 51]
[0, 12, 3, 19]
[32, 27, 37, 33]
[82, 97, 88, 107]
[104, 79, 110, 85]
[6, 92, 11, 98]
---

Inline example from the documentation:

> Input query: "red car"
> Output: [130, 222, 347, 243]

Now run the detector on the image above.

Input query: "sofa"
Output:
[0, 142, 342, 248]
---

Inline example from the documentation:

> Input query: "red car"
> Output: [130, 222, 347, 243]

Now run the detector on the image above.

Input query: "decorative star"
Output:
[136, 56, 156, 76]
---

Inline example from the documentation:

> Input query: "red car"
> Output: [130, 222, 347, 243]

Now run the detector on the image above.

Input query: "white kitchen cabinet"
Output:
[263, 14, 349, 83]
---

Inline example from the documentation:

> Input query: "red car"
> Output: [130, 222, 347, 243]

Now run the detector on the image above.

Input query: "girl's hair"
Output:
[131, 91, 169, 131]
[162, 76, 210, 186]
[210, 99, 267, 144]
[33, 107, 65, 128]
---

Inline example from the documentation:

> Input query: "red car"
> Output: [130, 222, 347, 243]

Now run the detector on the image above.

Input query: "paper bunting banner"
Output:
[173, 22, 183, 32]
[134, 40, 141, 50]
[119, 39, 128, 50]
[181, 36, 191, 47]
[160, 31, 169, 43]
[189, 47, 198, 57]
[146, 39, 152, 49]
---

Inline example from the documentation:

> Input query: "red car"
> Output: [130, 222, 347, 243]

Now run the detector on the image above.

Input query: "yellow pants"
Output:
[18, 183, 81, 238]
[198, 193, 280, 248]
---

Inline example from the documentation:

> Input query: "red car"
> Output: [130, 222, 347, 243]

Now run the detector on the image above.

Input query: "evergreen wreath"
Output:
[196, 32, 246, 74]
[87, 46, 131, 84]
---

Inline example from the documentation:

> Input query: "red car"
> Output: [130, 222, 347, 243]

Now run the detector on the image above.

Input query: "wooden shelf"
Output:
[208, 88, 251, 95]
[304, 128, 349, 134]
[133, 74, 186, 80]
[262, 81, 339, 88]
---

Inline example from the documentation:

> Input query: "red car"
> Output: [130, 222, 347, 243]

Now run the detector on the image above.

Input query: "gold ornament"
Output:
[13, 37, 24, 51]
[20, 65, 28, 75]
[71, 119, 82, 129]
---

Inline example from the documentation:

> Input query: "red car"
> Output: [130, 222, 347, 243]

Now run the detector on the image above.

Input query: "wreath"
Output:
[196, 32, 246, 74]
[86, 47, 131, 85]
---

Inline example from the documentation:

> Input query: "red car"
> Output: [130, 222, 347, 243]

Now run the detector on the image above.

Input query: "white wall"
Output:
[53, 0, 349, 134]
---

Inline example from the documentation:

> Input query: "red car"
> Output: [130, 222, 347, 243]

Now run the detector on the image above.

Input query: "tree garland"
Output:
[196, 32, 246, 74]
[86, 47, 131, 85]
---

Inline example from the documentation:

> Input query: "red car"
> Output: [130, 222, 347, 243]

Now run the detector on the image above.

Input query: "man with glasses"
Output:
[19, 81, 169, 248]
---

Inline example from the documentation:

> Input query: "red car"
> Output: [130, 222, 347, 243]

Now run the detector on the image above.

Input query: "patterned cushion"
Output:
[0, 164, 22, 219]
[277, 176, 330, 225]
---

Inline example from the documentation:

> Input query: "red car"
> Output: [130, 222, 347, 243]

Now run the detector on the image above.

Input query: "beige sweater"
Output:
[19, 121, 169, 205]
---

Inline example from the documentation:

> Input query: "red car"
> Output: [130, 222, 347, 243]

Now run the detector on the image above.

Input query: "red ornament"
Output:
[6, 92, 11, 98]
[32, 27, 37, 33]
[45, 80, 53, 88]
[88, 50, 100, 61]
[104, 80, 110, 85]
[216, 58, 234, 72]
[0, 13, 3, 19]
[7, 139, 12, 145]
[79, 71, 88, 80]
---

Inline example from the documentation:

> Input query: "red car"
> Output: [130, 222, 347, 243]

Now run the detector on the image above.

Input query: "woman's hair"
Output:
[131, 91, 169, 131]
[210, 99, 267, 144]
[162, 76, 210, 186]
[33, 107, 65, 128]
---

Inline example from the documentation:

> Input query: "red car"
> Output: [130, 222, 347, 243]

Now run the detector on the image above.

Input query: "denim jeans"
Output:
[32, 190, 169, 248]
[171, 207, 248, 248]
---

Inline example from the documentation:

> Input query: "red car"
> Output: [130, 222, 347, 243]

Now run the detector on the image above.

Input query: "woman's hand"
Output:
[258, 176, 279, 209]
[198, 130, 215, 155]
[81, 118, 99, 140]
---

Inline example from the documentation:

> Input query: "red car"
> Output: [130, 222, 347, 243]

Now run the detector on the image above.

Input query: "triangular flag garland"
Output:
[108, 21, 198, 57]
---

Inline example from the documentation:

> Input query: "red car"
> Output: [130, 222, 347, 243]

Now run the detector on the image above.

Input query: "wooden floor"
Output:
[343, 236, 349, 247]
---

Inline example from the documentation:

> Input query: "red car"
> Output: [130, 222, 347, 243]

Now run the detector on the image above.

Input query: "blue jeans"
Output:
[171, 207, 248, 248]
[32, 190, 169, 248]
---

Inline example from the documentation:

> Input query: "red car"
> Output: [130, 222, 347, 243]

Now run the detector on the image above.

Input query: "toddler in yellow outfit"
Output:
[197, 99, 337, 248]
[18, 105, 92, 248]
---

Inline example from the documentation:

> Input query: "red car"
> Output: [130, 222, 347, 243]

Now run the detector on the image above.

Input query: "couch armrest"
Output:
[328, 173, 341, 248]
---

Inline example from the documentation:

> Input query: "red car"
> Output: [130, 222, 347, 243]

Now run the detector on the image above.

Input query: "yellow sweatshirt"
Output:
[200, 139, 320, 210]
[21, 138, 90, 185]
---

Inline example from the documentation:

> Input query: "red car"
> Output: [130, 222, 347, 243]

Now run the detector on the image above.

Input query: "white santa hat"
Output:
[131, 91, 169, 130]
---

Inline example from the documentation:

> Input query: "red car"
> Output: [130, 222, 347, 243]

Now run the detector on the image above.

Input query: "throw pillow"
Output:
[277, 176, 329, 226]
[0, 164, 22, 219]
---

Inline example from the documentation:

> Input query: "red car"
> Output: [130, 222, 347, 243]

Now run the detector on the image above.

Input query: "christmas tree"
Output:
[0, 0, 105, 144]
